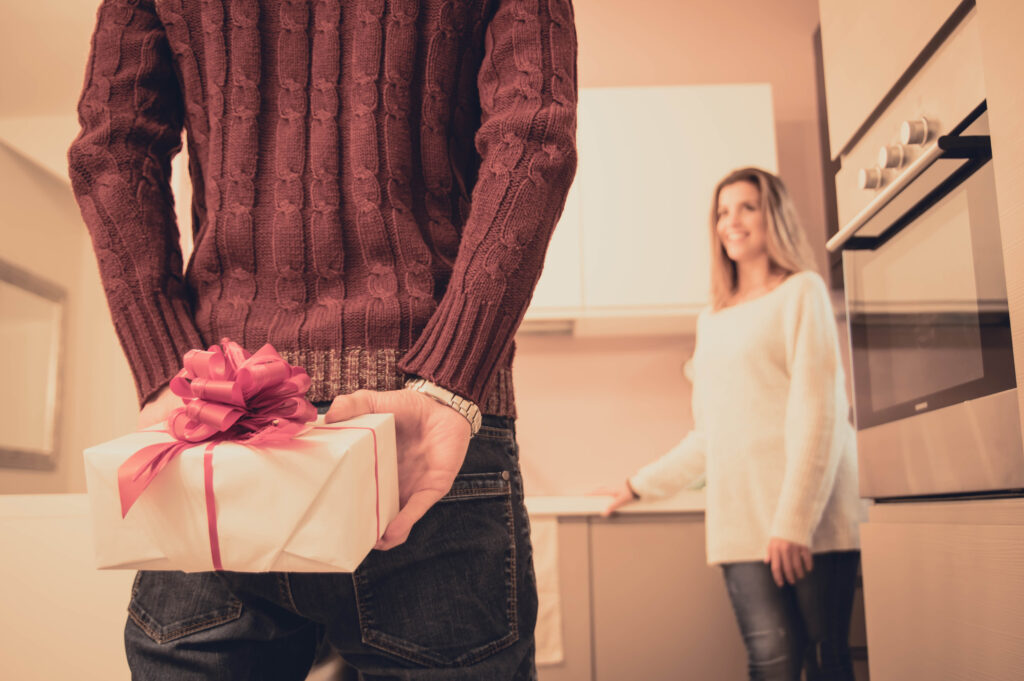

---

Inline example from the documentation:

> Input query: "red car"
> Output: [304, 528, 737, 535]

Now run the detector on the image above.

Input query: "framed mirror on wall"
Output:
[0, 259, 65, 470]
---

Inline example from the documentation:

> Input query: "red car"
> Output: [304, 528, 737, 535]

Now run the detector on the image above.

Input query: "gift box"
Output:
[84, 413, 398, 572]
[82, 339, 398, 573]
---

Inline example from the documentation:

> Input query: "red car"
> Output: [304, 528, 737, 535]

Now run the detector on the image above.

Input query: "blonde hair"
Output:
[709, 167, 818, 310]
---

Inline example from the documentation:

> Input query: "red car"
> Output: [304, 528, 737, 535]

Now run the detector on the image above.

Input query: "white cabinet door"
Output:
[527, 177, 583, 316]
[578, 85, 777, 312]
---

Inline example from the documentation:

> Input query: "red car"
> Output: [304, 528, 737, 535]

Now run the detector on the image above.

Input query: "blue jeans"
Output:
[721, 551, 860, 681]
[124, 414, 537, 680]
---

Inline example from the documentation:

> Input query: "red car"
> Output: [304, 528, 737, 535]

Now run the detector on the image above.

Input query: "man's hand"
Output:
[137, 385, 182, 430]
[325, 388, 472, 551]
[764, 536, 813, 587]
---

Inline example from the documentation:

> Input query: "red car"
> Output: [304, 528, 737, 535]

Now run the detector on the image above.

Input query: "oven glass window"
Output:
[844, 160, 1015, 427]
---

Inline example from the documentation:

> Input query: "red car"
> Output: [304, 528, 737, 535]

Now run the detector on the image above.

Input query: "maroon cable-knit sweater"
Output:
[68, 0, 577, 417]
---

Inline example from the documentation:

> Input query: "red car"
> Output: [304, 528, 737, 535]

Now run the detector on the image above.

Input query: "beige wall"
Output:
[515, 0, 827, 496]
[0, 143, 136, 495]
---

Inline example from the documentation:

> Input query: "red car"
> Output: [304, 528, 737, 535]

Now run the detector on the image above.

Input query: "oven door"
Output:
[831, 117, 1024, 499]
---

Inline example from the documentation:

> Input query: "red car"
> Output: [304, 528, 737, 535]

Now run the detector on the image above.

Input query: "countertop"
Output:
[524, 490, 706, 517]
[0, 491, 707, 519]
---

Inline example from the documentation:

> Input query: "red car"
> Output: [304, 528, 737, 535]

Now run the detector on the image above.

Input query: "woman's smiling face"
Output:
[715, 180, 768, 264]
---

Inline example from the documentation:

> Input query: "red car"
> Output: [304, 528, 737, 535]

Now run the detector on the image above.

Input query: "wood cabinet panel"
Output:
[861, 520, 1024, 681]
[589, 515, 747, 681]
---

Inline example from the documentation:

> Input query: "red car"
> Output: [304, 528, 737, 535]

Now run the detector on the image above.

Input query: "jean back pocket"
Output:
[353, 470, 518, 667]
[128, 571, 244, 644]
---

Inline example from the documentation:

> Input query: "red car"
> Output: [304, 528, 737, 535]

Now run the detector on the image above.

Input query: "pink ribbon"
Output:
[117, 339, 317, 569]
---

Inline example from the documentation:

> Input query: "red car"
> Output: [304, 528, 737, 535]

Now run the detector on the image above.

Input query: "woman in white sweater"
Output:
[603, 167, 863, 681]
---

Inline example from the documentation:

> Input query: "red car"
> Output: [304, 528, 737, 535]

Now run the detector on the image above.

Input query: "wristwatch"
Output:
[404, 377, 483, 436]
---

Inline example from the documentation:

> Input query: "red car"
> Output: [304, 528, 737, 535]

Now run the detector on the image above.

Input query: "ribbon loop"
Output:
[117, 339, 316, 518]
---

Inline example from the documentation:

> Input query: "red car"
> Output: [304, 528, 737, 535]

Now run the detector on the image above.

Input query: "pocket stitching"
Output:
[128, 600, 244, 644]
[127, 573, 244, 645]
[353, 471, 520, 667]
[474, 426, 513, 442]
[439, 482, 509, 502]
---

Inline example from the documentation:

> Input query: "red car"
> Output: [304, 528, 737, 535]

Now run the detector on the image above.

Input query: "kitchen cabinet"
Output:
[818, 0, 963, 157]
[859, 499, 1024, 681]
[536, 503, 869, 681]
[589, 514, 747, 681]
[525, 85, 777, 326]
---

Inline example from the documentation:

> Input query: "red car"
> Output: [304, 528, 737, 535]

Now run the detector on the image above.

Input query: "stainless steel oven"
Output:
[828, 103, 1024, 500]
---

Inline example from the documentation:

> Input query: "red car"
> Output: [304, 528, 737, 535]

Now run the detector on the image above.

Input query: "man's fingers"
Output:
[325, 390, 378, 423]
[375, 490, 442, 551]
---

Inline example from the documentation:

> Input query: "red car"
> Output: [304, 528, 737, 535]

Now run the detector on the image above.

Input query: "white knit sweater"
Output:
[630, 271, 864, 565]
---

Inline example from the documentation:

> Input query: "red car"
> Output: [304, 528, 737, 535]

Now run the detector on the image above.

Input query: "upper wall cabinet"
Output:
[526, 85, 778, 326]
[819, 0, 963, 158]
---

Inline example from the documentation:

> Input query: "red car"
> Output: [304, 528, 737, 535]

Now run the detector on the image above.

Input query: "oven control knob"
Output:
[858, 167, 884, 190]
[900, 118, 930, 145]
[878, 144, 906, 168]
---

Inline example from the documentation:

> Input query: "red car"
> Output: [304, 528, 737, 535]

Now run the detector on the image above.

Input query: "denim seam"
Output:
[127, 572, 244, 645]
[277, 573, 301, 614]
[474, 427, 514, 443]
[128, 601, 244, 644]
[439, 484, 508, 501]
[505, 479, 519, 642]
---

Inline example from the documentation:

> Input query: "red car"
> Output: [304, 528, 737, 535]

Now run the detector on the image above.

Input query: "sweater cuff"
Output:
[769, 514, 815, 547]
[627, 472, 668, 501]
[397, 289, 518, 405]
[108, 291, 204, 407]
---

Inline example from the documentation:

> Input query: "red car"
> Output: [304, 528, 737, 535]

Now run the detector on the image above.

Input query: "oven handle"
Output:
[826, 135, 991, 253]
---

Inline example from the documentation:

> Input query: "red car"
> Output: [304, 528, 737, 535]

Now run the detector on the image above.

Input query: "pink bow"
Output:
[118, 339, 317, 519]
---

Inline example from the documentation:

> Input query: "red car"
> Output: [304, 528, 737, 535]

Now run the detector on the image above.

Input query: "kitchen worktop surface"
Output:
[525, 490, 706, 516]
[0, 490, 707, 518]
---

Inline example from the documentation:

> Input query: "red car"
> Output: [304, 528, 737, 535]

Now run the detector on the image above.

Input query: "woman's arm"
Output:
[628, 428, 707, 500]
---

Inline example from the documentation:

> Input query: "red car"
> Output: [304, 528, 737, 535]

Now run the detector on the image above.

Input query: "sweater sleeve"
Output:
[397, 0, 578, 403]
[629, 347, 708, 499]
[68, 0, 203, 406]
[770, 274, 844, 545]
[628, 429, 707, 500]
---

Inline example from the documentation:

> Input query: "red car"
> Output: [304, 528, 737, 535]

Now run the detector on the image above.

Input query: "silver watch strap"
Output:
[403, 378, 483, 435]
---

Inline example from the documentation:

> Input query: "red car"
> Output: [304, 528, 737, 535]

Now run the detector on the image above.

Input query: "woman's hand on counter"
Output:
[592, 480, 639, 517]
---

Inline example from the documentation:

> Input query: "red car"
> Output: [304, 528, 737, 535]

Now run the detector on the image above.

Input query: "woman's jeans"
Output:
[721, 550, 860, 681]
[123, 414, 538, 681]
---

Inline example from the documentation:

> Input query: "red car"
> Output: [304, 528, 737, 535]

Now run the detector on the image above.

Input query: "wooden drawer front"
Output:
[860, 520, 1024, 681]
